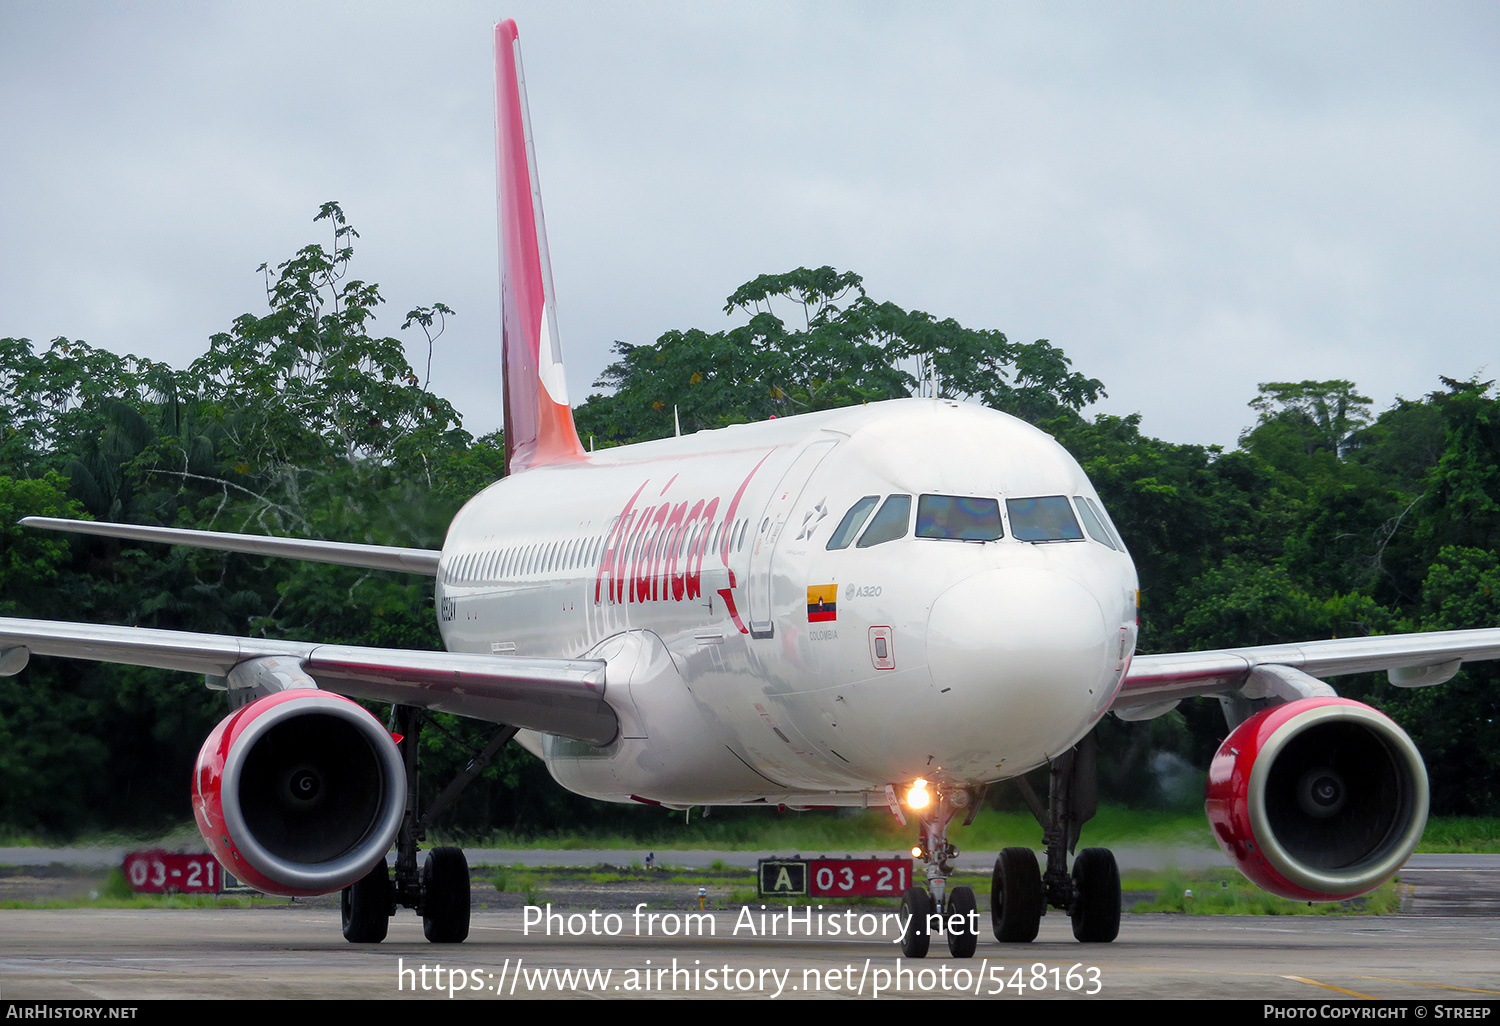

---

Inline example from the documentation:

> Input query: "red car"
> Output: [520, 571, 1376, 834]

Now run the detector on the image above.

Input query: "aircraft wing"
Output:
[1115, 627, 1500, 715]
[19, 517, 441, 576]
[0, 617, 615, 745]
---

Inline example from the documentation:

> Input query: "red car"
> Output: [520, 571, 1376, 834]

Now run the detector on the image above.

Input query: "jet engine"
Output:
[1204, 696, 1428, 901]
[192, 689, 406, 896]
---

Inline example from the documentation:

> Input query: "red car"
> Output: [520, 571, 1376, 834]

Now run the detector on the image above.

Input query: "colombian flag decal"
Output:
[807, 584, 838, 623]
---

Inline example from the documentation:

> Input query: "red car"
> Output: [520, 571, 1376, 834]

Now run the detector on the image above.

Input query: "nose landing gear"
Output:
[899, 784, 983, 958]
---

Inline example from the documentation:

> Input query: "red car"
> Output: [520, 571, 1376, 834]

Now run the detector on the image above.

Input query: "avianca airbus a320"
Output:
[3, 20, 1498, 956]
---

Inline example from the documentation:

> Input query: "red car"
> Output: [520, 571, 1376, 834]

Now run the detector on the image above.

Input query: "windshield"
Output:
[1005, 496, 1083, 542]
[916, 494, 1003, 541]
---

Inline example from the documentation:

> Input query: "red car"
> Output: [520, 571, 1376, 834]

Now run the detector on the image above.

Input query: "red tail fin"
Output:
[494, 20, 586, 475]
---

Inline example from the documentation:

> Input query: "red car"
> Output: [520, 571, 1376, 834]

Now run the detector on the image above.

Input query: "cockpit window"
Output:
[916, 494, 1003, 541]
[856, 494, 912, 548]
[1084, 496, 1128, 552]
[1005, 496, 1084, 542]
[1072, 495, 1117, 550]
[826, 495, 880, 550]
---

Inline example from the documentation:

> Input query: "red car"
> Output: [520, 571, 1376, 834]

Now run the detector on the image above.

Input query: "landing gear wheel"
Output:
[341, 862, 391, 943]
[422, 846, 470, 943]
[991, 846, 1044, 943]
[945, 885, 978, 958]
[899, 887, 931, 959]
[1070, 847, 1120, 943]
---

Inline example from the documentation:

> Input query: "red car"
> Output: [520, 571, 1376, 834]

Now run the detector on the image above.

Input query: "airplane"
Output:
[3, 19, 1500, 957]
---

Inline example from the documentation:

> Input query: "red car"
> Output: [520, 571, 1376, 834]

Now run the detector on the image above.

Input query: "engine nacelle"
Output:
[192, 689, 405, 896]
[1205, 696, 1428, 901]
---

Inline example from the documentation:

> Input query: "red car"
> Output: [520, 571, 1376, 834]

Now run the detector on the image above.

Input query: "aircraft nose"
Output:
[926, 567, 1115, 768]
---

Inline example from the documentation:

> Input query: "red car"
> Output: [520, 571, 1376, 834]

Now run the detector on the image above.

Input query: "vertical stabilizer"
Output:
[495, 20, 586, 475]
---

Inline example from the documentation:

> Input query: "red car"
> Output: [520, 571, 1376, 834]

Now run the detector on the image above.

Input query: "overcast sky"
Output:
[2, 1, 1496, 449]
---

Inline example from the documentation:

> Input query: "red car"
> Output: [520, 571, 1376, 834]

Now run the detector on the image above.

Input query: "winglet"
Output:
[495, 20, 586, 475]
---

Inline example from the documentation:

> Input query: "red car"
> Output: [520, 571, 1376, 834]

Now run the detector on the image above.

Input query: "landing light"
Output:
[904, 778, 932, 811]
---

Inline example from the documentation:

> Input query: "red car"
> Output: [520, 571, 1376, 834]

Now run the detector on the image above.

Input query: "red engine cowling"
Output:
[1205, 696, 1428, 901]
[192, 690, 406, 896]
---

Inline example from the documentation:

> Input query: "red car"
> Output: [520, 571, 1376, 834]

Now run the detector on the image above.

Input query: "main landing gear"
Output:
[341, 706, 518, 944]
[999, 733, 1121, 944]
[897, 734, 1120, 956]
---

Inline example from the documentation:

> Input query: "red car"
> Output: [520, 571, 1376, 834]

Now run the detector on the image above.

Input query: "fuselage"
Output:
[436, 398, 1138, 807]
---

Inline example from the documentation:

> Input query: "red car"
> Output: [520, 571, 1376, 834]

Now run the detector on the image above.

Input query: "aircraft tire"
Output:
[900, 887, 932, 958]
[422, 846, 471, 943]
[341, 863, 391, 943]
[1070, 847, 1120, 943]
[991, 847, 1044, 943]
[945, 885, 979, 958]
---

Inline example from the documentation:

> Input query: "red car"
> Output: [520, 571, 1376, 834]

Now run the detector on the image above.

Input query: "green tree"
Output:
[0, 204, 502, 834]
[0, 336, 182, 479]
[1374, 547, 1500, 814]
[576, 266, 1104, 445]
[1412, 378, 1500, 556]
[1246, 380, 1373, 461]
[190, 202, 466, 481]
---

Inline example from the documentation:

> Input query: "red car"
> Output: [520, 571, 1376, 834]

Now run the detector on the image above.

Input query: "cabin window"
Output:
[856, 494, 912, 548]
[916, 494, 1003, 541]
[1006, 496, 1084, 542]
[826, 495, 880, 550]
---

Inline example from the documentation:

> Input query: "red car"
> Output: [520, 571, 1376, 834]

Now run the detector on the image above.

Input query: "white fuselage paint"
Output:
[435, 399, 1139, 808]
